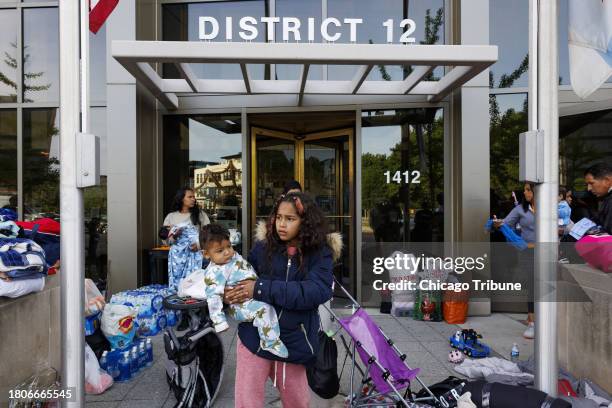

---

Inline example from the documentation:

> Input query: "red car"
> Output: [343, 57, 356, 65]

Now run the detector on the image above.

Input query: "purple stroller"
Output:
[323, 280, 440, 407]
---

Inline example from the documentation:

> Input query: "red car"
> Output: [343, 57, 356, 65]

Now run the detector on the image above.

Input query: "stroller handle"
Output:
[332, 276, 360, 309]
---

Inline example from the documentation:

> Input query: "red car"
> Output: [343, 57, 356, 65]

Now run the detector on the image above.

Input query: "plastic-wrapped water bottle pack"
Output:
[100, 337, 154, 383]
[110, 284, 179, 336]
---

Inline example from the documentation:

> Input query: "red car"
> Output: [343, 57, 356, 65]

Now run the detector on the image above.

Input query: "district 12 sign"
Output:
[199, 17, 417, 43]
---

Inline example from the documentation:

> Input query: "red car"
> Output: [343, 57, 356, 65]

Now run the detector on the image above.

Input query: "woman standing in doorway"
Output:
[163, 187, 210, 292]
[225, 192, 341, 408]
[163, 187, 210, 234]
[494, 183, 536, 339]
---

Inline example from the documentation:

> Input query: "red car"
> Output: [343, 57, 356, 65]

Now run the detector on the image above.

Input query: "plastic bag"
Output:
[85, 278, 105, 316]
[413, 289, 443, 321]
[85, 343, 113, 394]
[177, 268, 207, 299]
[388, 251, 419, 303]
[0, 276, 45, 298]
[101, 303, 137, 349]
[443, 290, 469, 324]
[575, 234, 612, 273]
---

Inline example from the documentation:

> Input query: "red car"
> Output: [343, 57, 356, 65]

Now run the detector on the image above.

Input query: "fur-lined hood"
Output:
[254, 221, 343, 262]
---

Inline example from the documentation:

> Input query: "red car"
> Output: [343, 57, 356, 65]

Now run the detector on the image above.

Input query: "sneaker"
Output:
[523, 322, 535, 339]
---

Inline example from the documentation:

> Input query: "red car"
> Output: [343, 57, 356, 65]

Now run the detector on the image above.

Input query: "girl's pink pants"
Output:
[234, 339, 310, 408]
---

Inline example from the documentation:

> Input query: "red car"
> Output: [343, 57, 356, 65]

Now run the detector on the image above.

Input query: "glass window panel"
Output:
[489, 93, 527, 216]
[275, 0, 322, 80]
[254, 138, 294, 219]
[91, 107, 107, 176]
[361, 108, 444, 304]
[162, 1, 267, 80]
[90, 25, 107, 103]
[0, 110, 17, 210]
[0, 9, 18, 103]
[84, 107, 108, 280]
[23, 108, 60, 221]
[558, 0, 570, 86]
[560, 110, 612, 193]
[163, 115, 243, 251]
[490, 0, 529, 88]
[84, 176, 107, 280]
[328, 0, 444, 80]
[23, 7, 59, 103]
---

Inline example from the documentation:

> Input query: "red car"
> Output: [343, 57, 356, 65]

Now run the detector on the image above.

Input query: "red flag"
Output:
[89, 0, 119, 34]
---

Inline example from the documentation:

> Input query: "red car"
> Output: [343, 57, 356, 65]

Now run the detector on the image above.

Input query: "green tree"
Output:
[0, 42, 51, 102]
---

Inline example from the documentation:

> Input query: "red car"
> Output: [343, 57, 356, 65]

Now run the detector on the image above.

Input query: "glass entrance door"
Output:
[251, 127, 354, 295]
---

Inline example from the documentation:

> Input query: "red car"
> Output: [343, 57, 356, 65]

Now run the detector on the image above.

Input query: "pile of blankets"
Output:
[0, 237, 47, 298]
[454, 356, 612, 407]
[0, 208, 19, 239]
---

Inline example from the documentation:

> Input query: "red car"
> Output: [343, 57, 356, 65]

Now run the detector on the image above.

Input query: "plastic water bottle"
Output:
[116, 351, 131, 382]
[146, 338, 153, 367]
[511, 343, 520, 363]
[99, 351, 108, 372]
[130, 346, 140, 376]
[108, 349, 120, 379]
[138, 342, 147, 369]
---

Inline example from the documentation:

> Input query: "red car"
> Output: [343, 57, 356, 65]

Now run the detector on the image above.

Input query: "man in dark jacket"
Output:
[584, 163, 612, 234]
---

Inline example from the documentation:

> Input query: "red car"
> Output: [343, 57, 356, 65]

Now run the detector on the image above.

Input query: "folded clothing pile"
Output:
[0, 276, 45, 298]
[0, 237, 47, 298]
[110, 284, 179, 336]
[16, 218, 60, 274]
[0, 220, 19, 238]
[0, 208, 17, 222]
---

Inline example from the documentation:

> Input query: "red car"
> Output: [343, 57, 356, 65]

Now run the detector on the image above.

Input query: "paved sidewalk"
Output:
[86, 310, 524, 408]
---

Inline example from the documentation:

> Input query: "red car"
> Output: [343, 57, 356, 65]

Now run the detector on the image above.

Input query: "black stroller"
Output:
[163, 295, 225, 408]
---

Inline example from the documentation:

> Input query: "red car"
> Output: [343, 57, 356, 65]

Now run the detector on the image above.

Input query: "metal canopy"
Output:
[112, 41, 497, 110]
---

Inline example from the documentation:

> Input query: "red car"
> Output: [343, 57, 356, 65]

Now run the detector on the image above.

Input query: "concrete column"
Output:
[456, 0, 491, 315]
[106, 0, 138, 292]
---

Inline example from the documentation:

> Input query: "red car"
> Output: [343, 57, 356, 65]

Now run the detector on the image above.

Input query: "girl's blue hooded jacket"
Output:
[238, 222, 342, 365]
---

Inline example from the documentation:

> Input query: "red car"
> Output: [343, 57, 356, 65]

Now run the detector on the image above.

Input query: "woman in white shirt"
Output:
[163, 187, 210, 296]
[163, 187, 210, 233]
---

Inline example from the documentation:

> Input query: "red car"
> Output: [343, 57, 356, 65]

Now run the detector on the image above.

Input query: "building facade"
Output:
[0, 0, 610, 308]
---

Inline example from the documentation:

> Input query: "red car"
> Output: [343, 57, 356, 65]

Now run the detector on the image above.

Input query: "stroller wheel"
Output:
[166, 330, 224, 407]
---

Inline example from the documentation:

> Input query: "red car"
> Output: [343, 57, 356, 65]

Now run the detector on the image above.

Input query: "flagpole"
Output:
[81, 0, 90, 133]
[530, 0, 559, 395]
[59, 0, 86, 406]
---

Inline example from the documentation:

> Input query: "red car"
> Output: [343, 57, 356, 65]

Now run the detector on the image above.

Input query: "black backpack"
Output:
[415, 376, 466, 407]
[307, 332, 340, 399]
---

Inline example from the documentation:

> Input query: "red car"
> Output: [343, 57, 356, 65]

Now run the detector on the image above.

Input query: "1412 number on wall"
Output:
[384, 170, 421, 184]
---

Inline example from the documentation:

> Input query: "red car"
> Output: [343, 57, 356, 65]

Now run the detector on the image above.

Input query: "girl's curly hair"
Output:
[264, 192, 328, 265]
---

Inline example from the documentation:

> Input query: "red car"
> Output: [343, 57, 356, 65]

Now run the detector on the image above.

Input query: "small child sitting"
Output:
[200, 224, 288, 358]
[558, 187, 572, 233]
